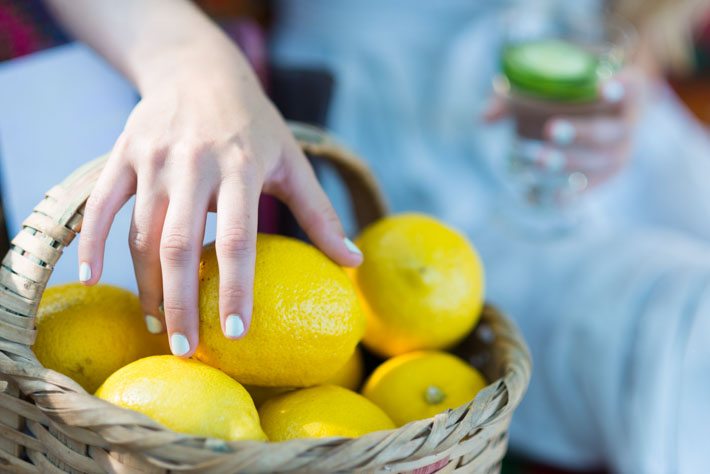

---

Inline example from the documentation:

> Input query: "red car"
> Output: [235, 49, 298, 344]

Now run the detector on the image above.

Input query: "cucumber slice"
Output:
[502, 39, 600, 101]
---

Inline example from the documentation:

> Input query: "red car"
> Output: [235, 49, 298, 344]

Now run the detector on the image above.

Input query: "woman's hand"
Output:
[47, 0, 362, 357]
[79, 65, 362, 357]
[485, 71, 642, 191]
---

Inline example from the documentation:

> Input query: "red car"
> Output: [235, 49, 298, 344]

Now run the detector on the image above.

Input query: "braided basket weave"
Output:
[0, 123, 531, 473]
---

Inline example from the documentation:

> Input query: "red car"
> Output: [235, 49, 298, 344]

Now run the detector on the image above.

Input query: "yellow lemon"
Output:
[350, 213, 484, 357]
[245, 347, 364, 407]
[33, 283, 169, 393]
[95, 355, 265, 441]
[362, 351, 487, 426]
[244, 385, 293, 408]
[325, 345, 364, 390]
[196, 234, 365, 387]
[259, 385, 395, 440]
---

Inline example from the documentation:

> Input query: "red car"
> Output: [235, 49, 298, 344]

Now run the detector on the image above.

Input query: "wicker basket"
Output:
[0, 123, 531, 473]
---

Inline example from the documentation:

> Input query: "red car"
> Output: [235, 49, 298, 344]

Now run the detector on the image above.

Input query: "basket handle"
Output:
[0, 122, 387, 360]
[288, 122, 387, 229]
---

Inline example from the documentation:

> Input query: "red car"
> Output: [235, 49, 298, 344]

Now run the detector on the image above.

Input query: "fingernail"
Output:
[170, 333, 190, 356]
[79, 262, 91, 282]
[568, 171, 589, 192]
[343, 237, 362, 256]
[549, 120, 576, 146]
[145, 315, 163, 334]
[225, 314, 245, 338]
[602, 80, 625, 103]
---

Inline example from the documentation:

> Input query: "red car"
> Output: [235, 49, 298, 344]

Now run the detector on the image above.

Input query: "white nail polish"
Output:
[145, 315, 163, 334]
[79, 262, 91, 282]
[550, 120, 575, 146]
[170, 333, 190, 356]
[602, 80, 625, 103]
[343, 237, 362, 256]
[225, 314, 245, 338]
[568, 171, 589, 192]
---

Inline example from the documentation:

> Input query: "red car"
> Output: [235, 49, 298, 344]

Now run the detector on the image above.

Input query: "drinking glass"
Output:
[494, 6, 636, 236]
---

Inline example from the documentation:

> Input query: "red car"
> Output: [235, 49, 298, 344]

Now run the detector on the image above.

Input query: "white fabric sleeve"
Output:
[493, 225, 710, 473]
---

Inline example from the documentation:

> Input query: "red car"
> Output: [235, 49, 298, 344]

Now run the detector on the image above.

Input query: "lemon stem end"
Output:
[424, 385, 446, 405]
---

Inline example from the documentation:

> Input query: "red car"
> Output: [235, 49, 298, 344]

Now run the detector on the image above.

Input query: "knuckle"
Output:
[137, 291, 161, 309]
[161, 299, 190, 317]
[116, 132, 162, 162]
[141, 143, 169, 168]
[264, 166, 290, 197]
[84, 193, 109, 216]
[220, 282, 250, 302]
[112, 132, 132, 155]
[304, 204, 339, 232]
[221, 169, 251, 189]
[129, 229, 156, 257]
[173, 140, 214, 166]
[224, 153, 261, 183]
[234, 150, 258, 170]
[160, 232, 196, 263]
[78, 230, 99, 248]
[217, 229, 253, 260]
[243, 161, 262, 183]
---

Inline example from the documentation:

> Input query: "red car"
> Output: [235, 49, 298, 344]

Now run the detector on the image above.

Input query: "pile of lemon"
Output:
[34, 213, 488, 442]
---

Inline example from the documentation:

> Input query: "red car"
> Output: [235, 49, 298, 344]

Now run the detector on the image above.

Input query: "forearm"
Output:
[45, 0, 258, 94]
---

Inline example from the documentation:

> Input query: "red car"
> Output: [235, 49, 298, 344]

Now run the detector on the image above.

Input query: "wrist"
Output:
[133, 36, 256, 97]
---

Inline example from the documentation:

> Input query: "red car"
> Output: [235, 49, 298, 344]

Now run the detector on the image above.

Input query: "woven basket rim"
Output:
[3, 308, 530, 471]
[22, 305, 527, 437]
[0, 123, 532, 472]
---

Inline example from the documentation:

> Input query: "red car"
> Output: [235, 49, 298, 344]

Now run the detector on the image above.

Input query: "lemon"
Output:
[245, 346, 364, 407]
[259, 385, 395, 440]
[325, 346, 364, 391]
[95, 355, 265, 441]
[195, 234, 365, 387]
[33, 283, 169, 393]
[362, 351, 487, 426]
[244, 385, 293, 408]
[350, 213, 484, 357]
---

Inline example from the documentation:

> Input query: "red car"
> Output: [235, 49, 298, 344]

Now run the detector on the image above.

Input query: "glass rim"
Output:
[501, 7, 638, 56]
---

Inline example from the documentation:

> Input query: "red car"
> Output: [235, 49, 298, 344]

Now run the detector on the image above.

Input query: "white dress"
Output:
[271, 1, 710, 472]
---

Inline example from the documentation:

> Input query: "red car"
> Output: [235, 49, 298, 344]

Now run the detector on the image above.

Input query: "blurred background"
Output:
[3, 0, 710, 124]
